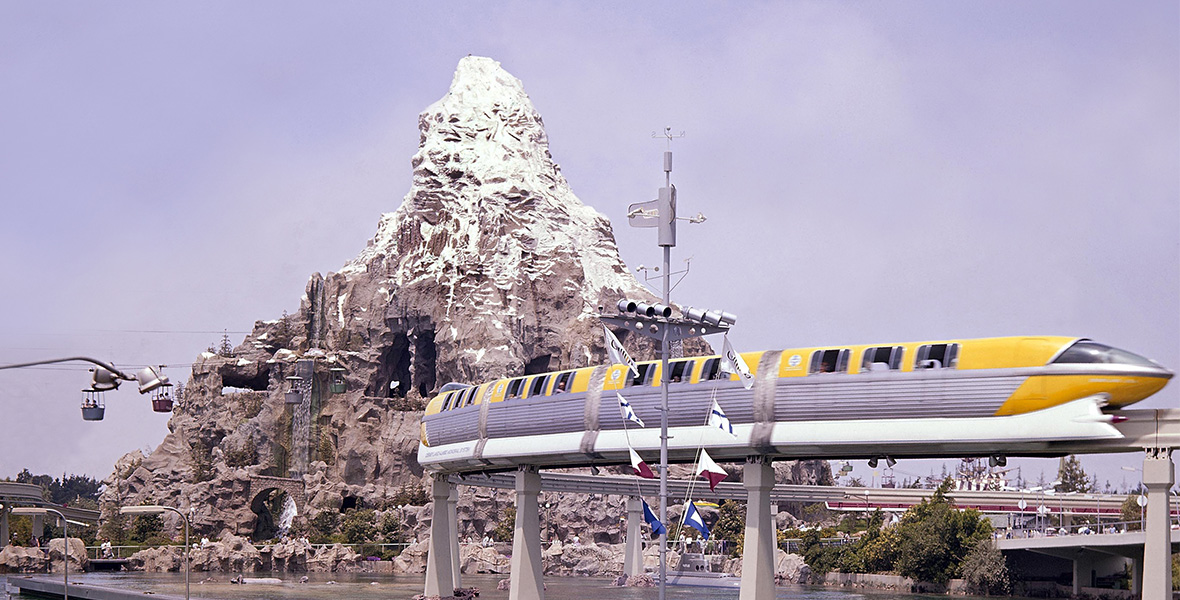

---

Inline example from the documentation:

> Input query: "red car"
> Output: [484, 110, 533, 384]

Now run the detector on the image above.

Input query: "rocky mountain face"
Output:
[100, 56, 829, 549]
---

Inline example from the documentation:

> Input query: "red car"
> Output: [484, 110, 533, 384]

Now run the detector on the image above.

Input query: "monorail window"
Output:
[861, 346, 903, 372]
[441, 390, 459, 410]
[668, 360, 692, 383]
[630, 363, 655, 387]
[552, 372, 573, 394]
[460, 386, 478, 407]
[809, 349, 850, 374]
[505, 378, 525, 400]
[528, 374, 552, 397]
[915, 343, 959, 369]
[701, 358, 722, 381]
[1051, 341, 1160, 368]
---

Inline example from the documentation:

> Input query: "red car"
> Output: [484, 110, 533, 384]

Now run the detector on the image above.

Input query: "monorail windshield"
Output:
[1052, 341, 1160, 368]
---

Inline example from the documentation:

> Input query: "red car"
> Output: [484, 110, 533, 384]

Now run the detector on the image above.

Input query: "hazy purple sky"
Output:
[1, 2, 1176, 490]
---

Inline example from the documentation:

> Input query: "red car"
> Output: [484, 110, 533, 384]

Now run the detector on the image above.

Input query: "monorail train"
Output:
[417, 336, 1172, 472]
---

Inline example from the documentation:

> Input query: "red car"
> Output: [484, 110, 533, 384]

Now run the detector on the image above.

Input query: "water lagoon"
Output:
[2, 573, 1005, 600]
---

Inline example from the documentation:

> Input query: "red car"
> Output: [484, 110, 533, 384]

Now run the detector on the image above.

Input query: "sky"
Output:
[0, 2, 1176, 493]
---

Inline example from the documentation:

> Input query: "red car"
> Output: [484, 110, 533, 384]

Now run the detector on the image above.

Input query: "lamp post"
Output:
[12, 507, 68, 599]
[122, 505, 189, 600]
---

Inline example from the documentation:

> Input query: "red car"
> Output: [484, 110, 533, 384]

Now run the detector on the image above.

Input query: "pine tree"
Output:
[1056, 455, 1092, 493]
[218, 329, 234, 357]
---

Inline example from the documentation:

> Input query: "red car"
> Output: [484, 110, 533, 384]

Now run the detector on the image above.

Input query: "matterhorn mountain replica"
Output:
[101, 57, 828, 570]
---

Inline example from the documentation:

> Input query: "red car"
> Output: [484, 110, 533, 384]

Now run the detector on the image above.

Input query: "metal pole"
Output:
[658, 243, 670, 600]
[61, 511, 68, 600]
[181, 509, 189, 600]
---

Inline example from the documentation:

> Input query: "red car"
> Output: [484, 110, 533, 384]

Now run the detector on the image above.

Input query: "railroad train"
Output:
[417, 336, 1172, 472]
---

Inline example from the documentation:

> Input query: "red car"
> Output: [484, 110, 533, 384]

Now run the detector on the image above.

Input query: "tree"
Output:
[960, 538, 1011, 595]
[1120, 494, 1143, 531]
[129, 512, 164, 544]
[491, 507, 516, 542]
[380, 512, 406, 545]
[218, 330, 234, 357]
[1056, 455, 1092, 493]
[307, 511, 340, 544]
[713, 500, 745, 557]
[341, 509, 378, 543]
[893, 479, 992, 584]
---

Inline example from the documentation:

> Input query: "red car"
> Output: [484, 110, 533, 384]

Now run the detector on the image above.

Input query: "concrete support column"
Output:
[423, 474, 455, 598]
[739, 457, 775, 600]
[1072, 553, 1094, 595]
[1, 505, 9, 548]
[448, 486, 461, 589]
[623, 497, 644, 577]
[509, 466, 544, 600]
[1141, 447, 1174, 600]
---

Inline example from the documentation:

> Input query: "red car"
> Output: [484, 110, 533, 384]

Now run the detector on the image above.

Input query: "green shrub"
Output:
[308, 511, 340, 544]
[341, 509, 378, 544]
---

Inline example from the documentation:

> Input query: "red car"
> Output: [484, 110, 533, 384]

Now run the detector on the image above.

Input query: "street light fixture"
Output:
[0, 356, 171, 420]
[11, 507, 69, 599]
[121, 505, 190, 600]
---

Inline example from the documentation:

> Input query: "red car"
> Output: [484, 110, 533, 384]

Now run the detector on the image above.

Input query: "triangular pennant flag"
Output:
[696, 449, 729, 491]
[682, 501, 710, 540]
[642, 499, 666, 537]
[603, 324, 640, 377]
[629, 446, 656, 479]
[708, 399, 735, 437]
[720, 335, 754, 390]
[617, 392, 645, 427]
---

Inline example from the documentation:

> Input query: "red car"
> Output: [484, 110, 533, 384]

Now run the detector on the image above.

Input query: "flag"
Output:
[708, 399, 735, 437]
[642, 499, 666, 537]
[695, 449, 729, 491]
[603, 324, 639, 377]
[682, 501, 710, 540]
[629, 446, 655, 479]
[720, 335, 754, 390]
[617, 392, 645, 427]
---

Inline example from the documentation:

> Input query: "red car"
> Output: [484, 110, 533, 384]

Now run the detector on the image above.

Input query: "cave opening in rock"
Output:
[250, 488, 294, 542]
[340, 495, 358, 512]
[524, 354, 551, 375]
[414, 329, 437, 397]
[220, 364, 271, 392]
[367, 334, 411, 398]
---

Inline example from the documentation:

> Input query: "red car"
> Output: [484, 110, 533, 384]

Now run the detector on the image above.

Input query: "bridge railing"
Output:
[999, 516, 1180, 540]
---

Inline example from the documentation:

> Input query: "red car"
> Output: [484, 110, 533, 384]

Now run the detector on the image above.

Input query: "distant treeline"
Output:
[4, 469, 102, 507]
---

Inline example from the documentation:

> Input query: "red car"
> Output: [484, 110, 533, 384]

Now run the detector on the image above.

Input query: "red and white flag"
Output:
[696, 449, 729, 491]
[630, 446, 656, 479]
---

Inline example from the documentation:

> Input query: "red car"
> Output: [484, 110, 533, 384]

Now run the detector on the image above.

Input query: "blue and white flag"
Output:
[708, 399, 735, 437]
[720, 335, 754, 390]
[603, 324, 639, 377]
[617, 392, 645, 427]
[642, 499, 666, 537]
[682, 501, 710, 540]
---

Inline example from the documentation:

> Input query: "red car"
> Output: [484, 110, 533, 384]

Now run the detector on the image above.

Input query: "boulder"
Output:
[774, 551, 808, 583]
[392, 539, 429, 574]
[128, 546, 181, 572]
[0, 545, 46, 573]
[459, 544, 508, 574]
[46, 538, 88, 573]
[190, 534, 262, 572]
[307, 543, 361, 572]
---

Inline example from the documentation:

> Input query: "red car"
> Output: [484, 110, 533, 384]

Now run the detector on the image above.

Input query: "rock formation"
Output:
[100, 55, 830, 566]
